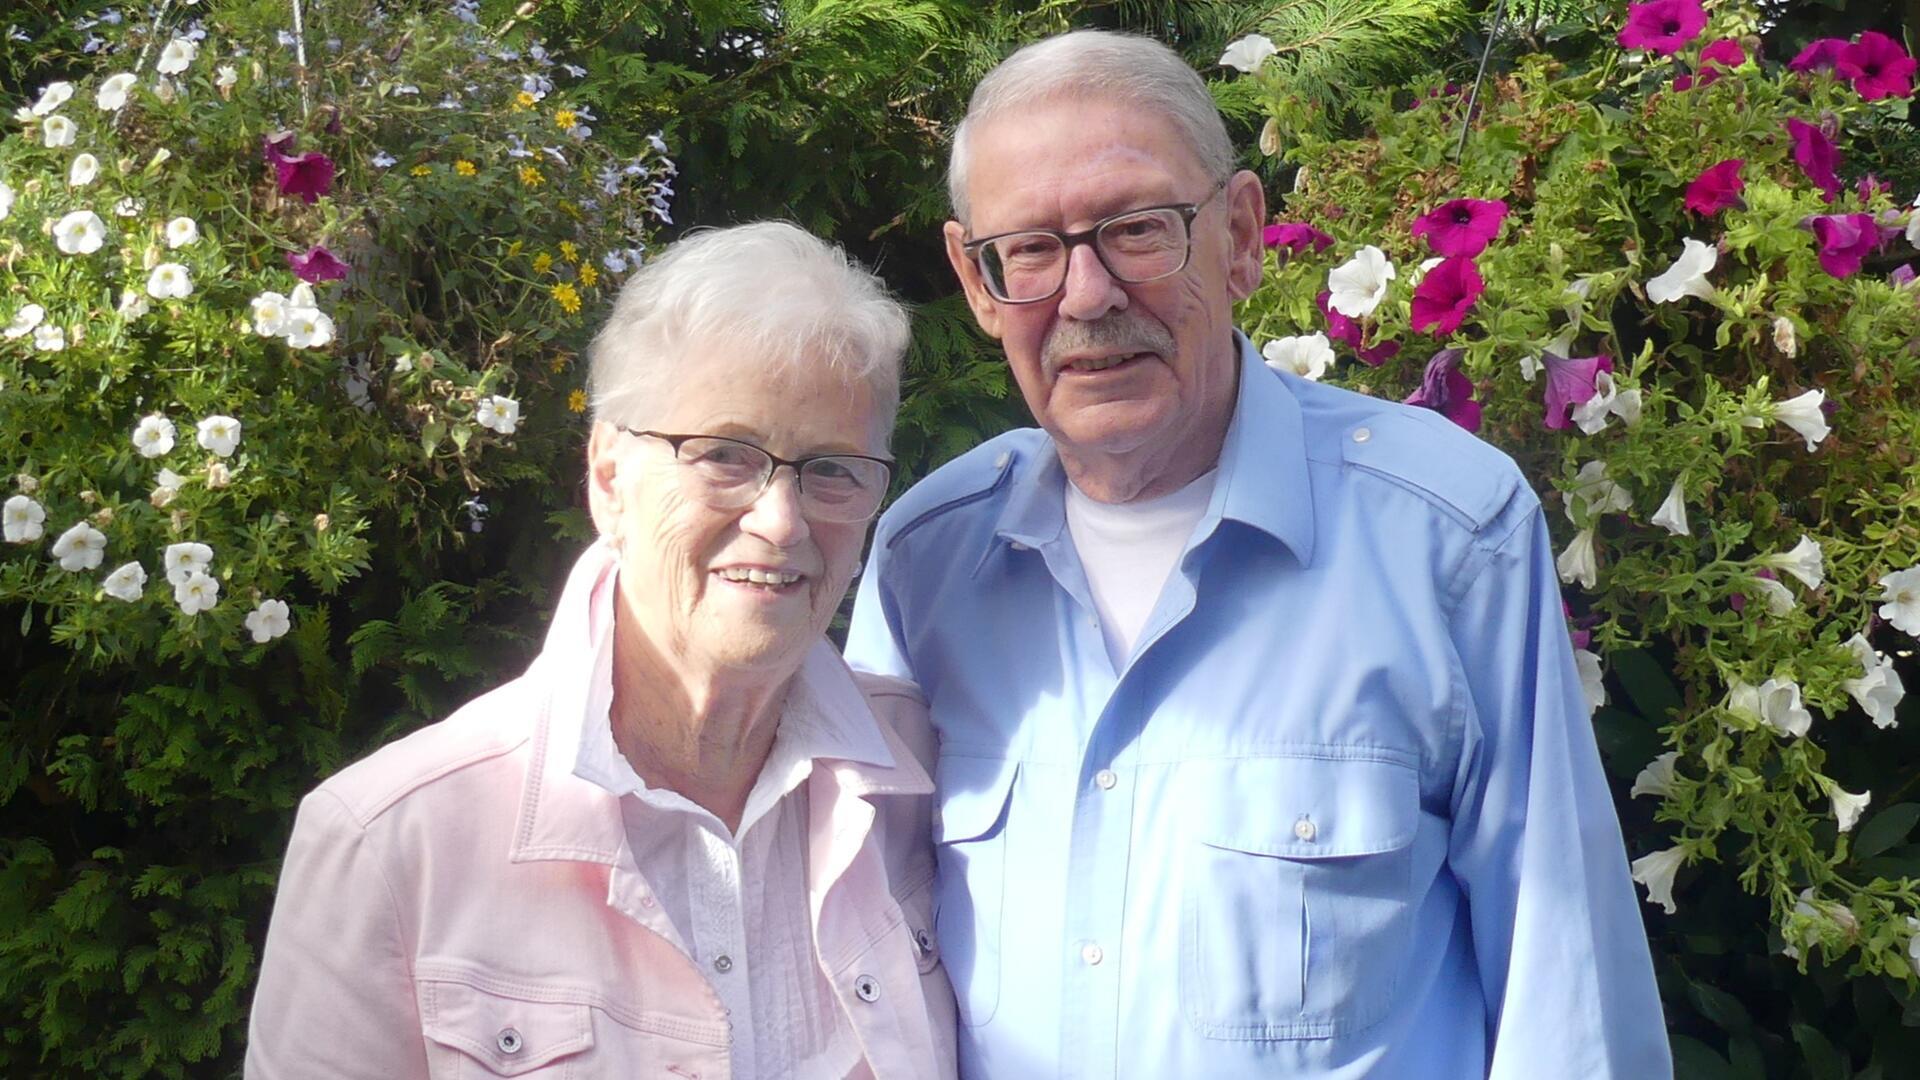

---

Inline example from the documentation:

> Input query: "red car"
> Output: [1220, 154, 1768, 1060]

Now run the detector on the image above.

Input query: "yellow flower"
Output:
[532, 252, 554, 275]
[577, 263, 599, 288]
[559, 201, 582, 220]
[454, 160, 477, 176]
[505, 239, 524, 258]
[549, 354, 569, 373]
[410, 163, 432, 177]
[514, 91, 536, 110]
[518, 165, 545, 188]
[553, 109, 577, 130]
[551, 282, 582, 314]
[567, 389, 587, 413]
[558, 240, 579, 263]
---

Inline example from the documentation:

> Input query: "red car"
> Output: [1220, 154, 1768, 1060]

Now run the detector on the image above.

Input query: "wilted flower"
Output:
[1646, 238, 1716, 303]
[1683, 159, 1744, 215]
[1630, 845, 1687, 914]
[1541, 352, 1614, 431]
[1829, 786, 1871, 833]
[1837, 31, 1915, 102]
[1651, 479, 1690, 536]
[33, 325, 66, 352]
[1409, 257, 1484, 335]
[196, 415, 242, 457]
[4, 303, 44, 339]
[1631, 752, 1680, 800]
[42, 114, 76, 148]
[475, 395, 521, 435]
[1842, 634, 1905, 729]
[1616, 0, 1706, 56]
[165, 216, 199, 248]
[1877, 565, 1920, 635]
[1763, 534, 1825, 589]
[53, 209, 107, 254]
[155, 37, 198, 75]
[51, 521, 107, 571]
[205, 462, 231, 489]
[174, 570, 220, 614]
[1262, 333, 1336, 381]
[132, 414, 176, 458]
[1773, 389, 1830, 451]
[146, 262, 193, 300]
[1773, 316, 1798, 357]
[101, 560, 146, 601]
[3, 494, 46, 543]
[1786, 118, 1842, 202]
[68, 153, 99, 187]
[287, 245, 349, 283]
[1262, 222, 1334, 254]
[31, 81, 73, 116]
[1557, 527, 1599, 589]
[245, 598, 292, 643]
[95, 72, 136, 110]
[1402, 347, 1481, 431]
[1218, 33, 1277, 74]
[1326, 246, 1395, 318]
[1409, 198, 1508, 257]
[163, 541, 212, 585]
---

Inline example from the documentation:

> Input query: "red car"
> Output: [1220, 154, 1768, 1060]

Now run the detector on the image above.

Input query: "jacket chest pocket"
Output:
[932, 755, 1018, 1029]
[419, 978, 594, 1078]
[1179, 754, 1421, 1041]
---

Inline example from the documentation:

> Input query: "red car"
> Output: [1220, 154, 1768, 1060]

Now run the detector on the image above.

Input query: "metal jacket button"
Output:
[1294, 816, 1318, 842]
[496, 1027, 523, 1054]
[854, 974, 880, 1002]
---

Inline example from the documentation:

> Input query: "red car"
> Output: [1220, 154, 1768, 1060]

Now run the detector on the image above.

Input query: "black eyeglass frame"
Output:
[960, 179, 1230, 305]
[617, 427, 895, 521]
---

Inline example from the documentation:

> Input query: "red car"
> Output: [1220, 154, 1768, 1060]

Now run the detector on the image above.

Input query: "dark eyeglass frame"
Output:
[617, 427, 895, 522]
[960, 178, 1229, 304]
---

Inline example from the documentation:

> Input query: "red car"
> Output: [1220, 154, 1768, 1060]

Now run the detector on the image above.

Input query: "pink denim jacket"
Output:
[246, 545, 957, 1079]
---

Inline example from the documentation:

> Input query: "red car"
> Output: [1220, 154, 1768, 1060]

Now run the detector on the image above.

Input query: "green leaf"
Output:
[1790, 1023, 1847, 1080]
[1854, 803, 1920, 860]
[1608, 648, 1683, 723]
[1671, 1035, 1732, 1080]
[1688, 979, 1755, 1035]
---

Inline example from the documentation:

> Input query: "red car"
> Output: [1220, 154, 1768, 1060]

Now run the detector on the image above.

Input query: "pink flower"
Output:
[1617, 0, 1707, 56]
[1409, 257, 1484, 335]
[1837, 31, 1916, 102]
[261, 130, 300, 161]
[1403, 347, 1481, 431]
[1542, 352, 1614, 431]
[1684, 159, 1745, 215]
[1857, 174, 1891, 202]
[1357, 340, 1401, 367]
[287, 245, 350, 283]
[1316, 290, 1399, 366]
[1788, 38, 1849, 74]
[1563, 598, 1595, 650]
[1893, 263, 1916, 288]
[1700, 39, 1747, 68]
[1408, 83, 1461, 110]
[1410, 198, 1509, 257]
[1786, 118, 1842, 203]
[1804, 212, 1887, 278]
[1263, 222, 1334, 254]
[271, 150, 336, 204]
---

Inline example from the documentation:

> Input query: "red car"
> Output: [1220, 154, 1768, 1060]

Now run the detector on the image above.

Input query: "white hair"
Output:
[948, 30, 1236, 225]
[587, 222, 908, 445]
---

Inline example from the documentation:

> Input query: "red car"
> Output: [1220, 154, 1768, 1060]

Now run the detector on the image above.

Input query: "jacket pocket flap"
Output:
[933, 756, 1018, 844]
[419, 978, 594, 1075]
[1193, 755, 1420, 859]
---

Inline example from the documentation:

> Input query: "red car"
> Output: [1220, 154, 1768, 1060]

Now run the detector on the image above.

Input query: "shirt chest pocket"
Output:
[1180, 754, 1421, 1041]
[932, 755, 1018, 1029]
[419, 978, 594, 1077]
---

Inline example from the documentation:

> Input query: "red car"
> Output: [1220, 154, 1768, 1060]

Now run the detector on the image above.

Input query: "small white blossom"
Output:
[146, 262, 192, 300]
[1573, 648, 1607, 715]
[1262, 332, 1336, 381]
[371, 150, 397, 169]
[1754, 575, 1796, 615]
[5, 303, 45, 339]
[113, 196, 144, 217]
[1842, 634, 1905, 729]
[50, 521, 107, 571]
[1907, 917, 1920, 973]
[163, 541, 212, 585]
[0, 181, 12, 220]
[1564, 460, 1632, 524]
[282, 307, 335, 349]
[250, 292, 289, 336]
[119, 289, 149, 319]
[1773, 316, 1797, 357]
[475, 395, 521, 435]
[1557, 527, 1598, 589]
[157, 468, 184, 491]
[1773, 389, 1829, 451]
[1755, 677, 1813, 738]
[96, 72, 137, 110]
[155, 37, 198, 75]
[42, 113, 76, 148]
[164, 216, 199, 248]
[1327, 246, 1396, 318]
[1909, 193, 1920, 249]
[1571, 370, 1621, 435]
[1646, 238, 1717, 304]
[1218, 33, 1278, 74]
[1829, 786, 1871, 833]
[392, 354, 413, 374]
[3, 494, 46, 543]
[1651, 479, 1689, 536]
[33, 324, 66, 352]
[288, 282, 316, 308]
[53, 209, 106, 254]
[101, 560, 146, 601]
[1876, 565, 1920, 636]
[244, 598, 291, 643]
[31, 81, 73, 115]
[196, 415, 241, 457]
[132, 414, 176, 458]
[1631, 752, 1679, 800]
[174, 569, 220, 614]
[1630, 845, 1687, 914]
[1764, 534, 1825, 590]
[215, 65, 237, 89]
[68, 152, 99, 187]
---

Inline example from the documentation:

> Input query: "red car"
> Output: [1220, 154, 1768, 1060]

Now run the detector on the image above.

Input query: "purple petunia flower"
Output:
[1263, 222, 1334, 254]
[1403, 347, 1481, 432]
[1357, 340, 1401, 367]
[287, 245, 350, 283]
[1785, 118, 1842, 203]
[1617, 0, 1707, 57]
[1410, 198, 1509, 258]
[1788, 38, 1849, 74]
[1804, 212, 1887, 278]
[1684, 159, 1745, 215]
[1409, 257, 1484, 335]
[1541, 352, 1613, 431]
[261, 129, 299, 161]
[272, 150, 336, 204]
[1837, 31, 1916, 102]
[1892, 263, 1916, 287]
[1700, 38, 1747, 68]
[1857, 174, 1891, 202]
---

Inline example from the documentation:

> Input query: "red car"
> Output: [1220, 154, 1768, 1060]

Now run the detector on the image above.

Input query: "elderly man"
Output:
[846, 29, 1670, 1079]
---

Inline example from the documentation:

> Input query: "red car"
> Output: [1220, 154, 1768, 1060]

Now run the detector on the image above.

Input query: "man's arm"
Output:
[1445, 494, 1672, 1079]
[846, 526, 914, 681]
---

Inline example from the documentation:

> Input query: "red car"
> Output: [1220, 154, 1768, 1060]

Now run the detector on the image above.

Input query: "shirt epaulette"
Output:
[1336, 406, 1525, 535]
[879, 430, 1033, 551]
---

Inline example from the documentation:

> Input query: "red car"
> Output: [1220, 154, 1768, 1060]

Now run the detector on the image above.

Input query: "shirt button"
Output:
[496, 1028, 523, 1055]
[1094, 769, 1117, 790]
[1081, 942, 1104, 966]
[854, 974, 881, 1002]
[1294, 816, 1317, 842]
[912, 928, 935, 958]
[1352, 427, 1372, 444]
[1009, 541, 1030, 551]
[713, 954, 733, 974]
[994, 451, 1011, 470]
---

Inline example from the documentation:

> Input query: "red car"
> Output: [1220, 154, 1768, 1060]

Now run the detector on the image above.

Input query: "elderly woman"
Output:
[247, 223, 956, 1079]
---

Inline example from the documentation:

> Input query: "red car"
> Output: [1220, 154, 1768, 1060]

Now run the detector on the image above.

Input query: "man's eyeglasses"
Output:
[962, 180, 1228, 304]
[619, 429, 893, 524]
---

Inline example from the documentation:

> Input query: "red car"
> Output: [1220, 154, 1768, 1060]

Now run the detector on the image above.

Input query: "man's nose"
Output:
[1055, 242, 1129, 322]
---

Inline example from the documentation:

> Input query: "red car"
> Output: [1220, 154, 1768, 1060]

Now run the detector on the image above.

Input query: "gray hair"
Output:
[587, 222, 908, 446]
[947, 30, 1235, 225]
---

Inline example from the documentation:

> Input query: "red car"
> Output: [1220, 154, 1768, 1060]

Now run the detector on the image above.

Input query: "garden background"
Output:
[3, 0, 1919, 1075]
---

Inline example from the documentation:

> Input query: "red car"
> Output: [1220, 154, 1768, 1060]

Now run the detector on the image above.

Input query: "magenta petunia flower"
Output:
[1700, 38, 1747, 67]
[1684, 159, 1745, 215]
[1541, 352, 1613, 431]
[1837, 31, 1916, 102]
[1804, 212, 1887, 277]
[1403, 347, 1481, 431]
[1409, 257, 1484, 335]
[1357, 340, 1401, 367]
[1857, 174, 1891, 202]
[287, 245, 350, 283]
[1317, 290, 1363, 347]
[1785, 118, 1842, 202]
[1616, 0, 1707, 57]
[1788, 38, 1849, 74]
[1410, 198, 1509, 257]
[261, 129, 299, 161]
[271, 149, 336, 204]
[1893, 263, 1917, 288]
[1263, 222, 1334, 254]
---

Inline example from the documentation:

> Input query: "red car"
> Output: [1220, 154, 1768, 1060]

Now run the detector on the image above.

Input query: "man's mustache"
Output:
[1042, 311, 1177, 376]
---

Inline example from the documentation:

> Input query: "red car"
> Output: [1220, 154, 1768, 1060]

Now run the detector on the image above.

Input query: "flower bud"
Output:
[79, 489, 97, 504]
[16, 474, 38, 494]
[93, 507, 114, 526]
[314, 513, 331, 532]
[150, 486, 177, 509]
[206, 462, 231, 488]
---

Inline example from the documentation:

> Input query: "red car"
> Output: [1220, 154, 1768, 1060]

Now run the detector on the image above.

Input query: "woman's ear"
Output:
[585, 421, 624, 544]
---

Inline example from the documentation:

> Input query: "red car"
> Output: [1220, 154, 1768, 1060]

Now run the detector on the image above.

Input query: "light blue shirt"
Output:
[846, 336, 1670, 1078]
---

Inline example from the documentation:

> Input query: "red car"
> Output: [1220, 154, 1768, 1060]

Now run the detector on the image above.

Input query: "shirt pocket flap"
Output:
[933, 756, 1018, 845]
[1194, 755, 1420, 859]
[419, 977, 594, 1075]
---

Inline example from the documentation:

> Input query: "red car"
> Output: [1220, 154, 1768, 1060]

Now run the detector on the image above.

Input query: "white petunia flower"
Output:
[475, 395, 521, 435]
[132, 414, 175, 458]
[1630, 845, 1687, 914]
[0, 181, 12, 220]
[1631, 752, 1680, 800]
[5, 303, 45, 339]
[50, 521, 107, 571]
[1877, 566, 1920, 636]
[1773, 389, 1829, 451]
[1646, 238, 1717, 304]
[33, 324, 65, 352]
[1909, 193, 1920, 249]
[196, 415, 241, 457]
[4, 494, 46, 543]
[53, 209, 106, 254]
[288, 282, 317, 309]
[1842, 634, 1905, 729]
[215, 65, 237, 89]
[371, 150, 397, 169]
[1763, 534, 1824, 590]
[282, 307, 334, 349]
[68, 152, 99, 187]
[157, 468, 184, 491]
[1262, 332, 1336, 381]
[173, 569, 219, 614]
[42, 114, 76, 148]
[118, 289, 149, 319]
[1218, 33, 1278, 74]
[1557, 527, 1598, 589]
[164, 216, 199, 248]
[1773, 316, 1797, 358]
[163, 541, 212, 585]
[1573, 648, 1607, 715]
[113, 196, 143, 217]
[244, 598, 291, 643]
[1326, 246, 1396, 318]
[1756, 677, 1813, 738]
[1651, 479, 1689, 536]
[1564, 460, 1632, 524]
[1907, 917, 1920, 973]
[250, 292, 289, 336]
[1829, 786, 1871, 833]
[392, 354, 413, 374]
[155, 37, 198, 75]
[1754, 575, 1796, 615]
[146, 262, 192, 300]
[95, 72, 137, 111]
[31, 81, 73, 115]
[101, 560, 146, 601]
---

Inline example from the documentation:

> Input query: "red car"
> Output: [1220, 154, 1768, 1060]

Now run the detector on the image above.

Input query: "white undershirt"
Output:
[1064, 468, 1217, 668]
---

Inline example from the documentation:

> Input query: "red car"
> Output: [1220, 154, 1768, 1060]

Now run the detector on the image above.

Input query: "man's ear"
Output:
[944, 219, 1006, 341]
[585, 421, 624, 543]
[1223, 169, 1267, 302]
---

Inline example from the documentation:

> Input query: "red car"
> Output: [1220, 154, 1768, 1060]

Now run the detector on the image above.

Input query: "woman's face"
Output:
[587, 348, 882, 679]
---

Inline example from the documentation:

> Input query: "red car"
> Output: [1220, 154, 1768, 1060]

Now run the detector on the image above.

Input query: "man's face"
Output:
[944, 97, 1264, 500]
